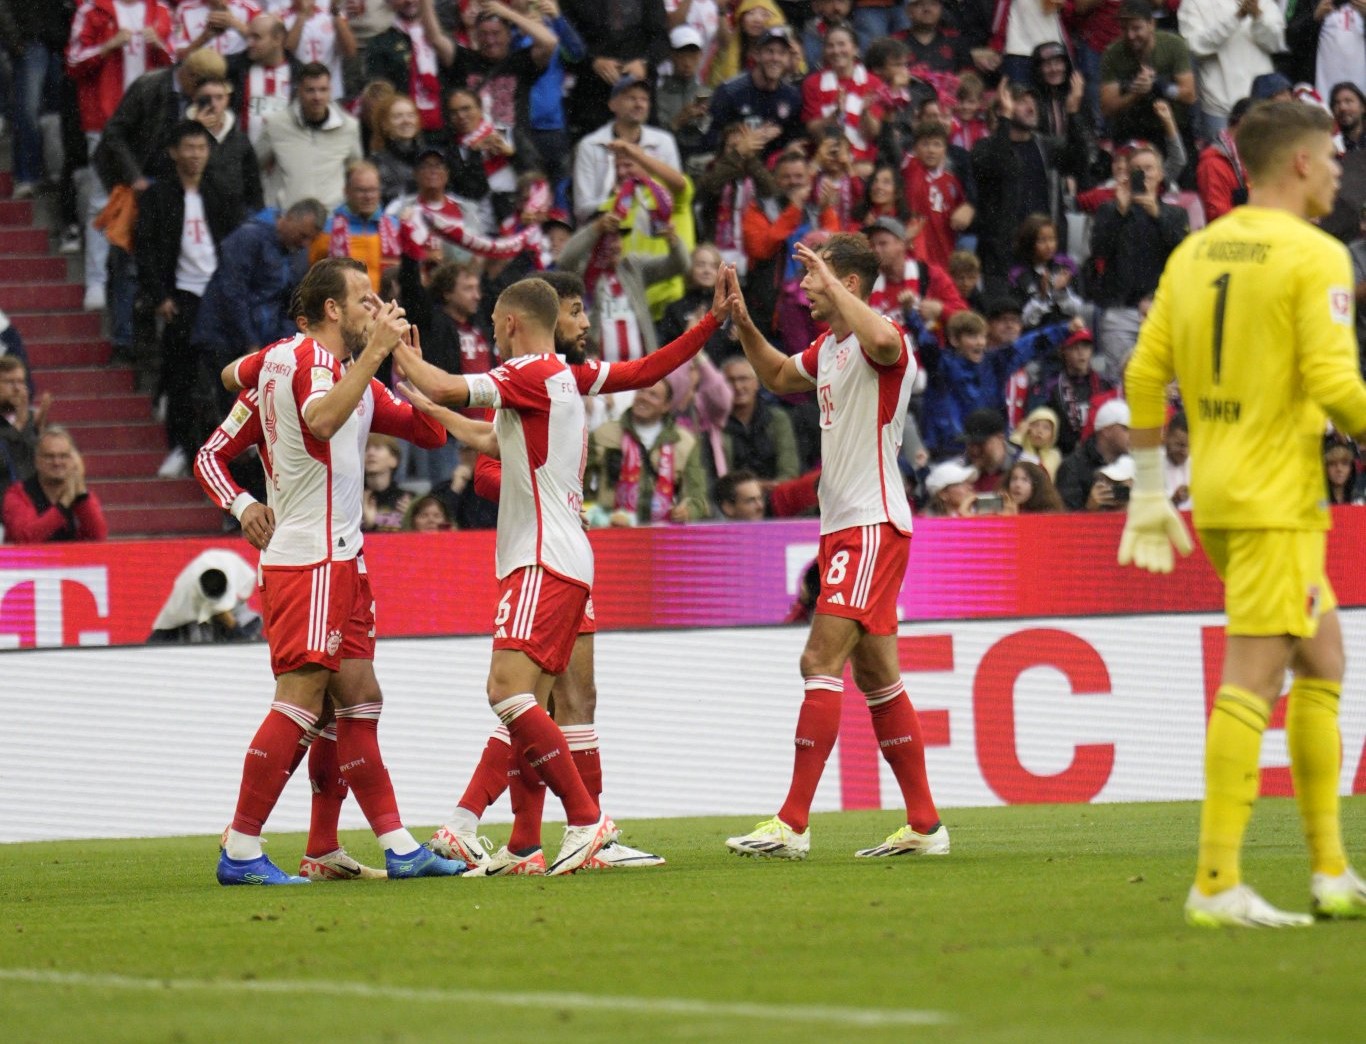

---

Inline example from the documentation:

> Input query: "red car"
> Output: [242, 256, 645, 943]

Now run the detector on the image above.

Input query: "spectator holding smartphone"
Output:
[1056, 397, 1132, 510]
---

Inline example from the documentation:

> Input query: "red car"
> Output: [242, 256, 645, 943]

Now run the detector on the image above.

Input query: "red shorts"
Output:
[492, 566, 589, 674]
[815, 523, 909, 635]
[579, 593, 598, 636]
[260, 557, 375, 676]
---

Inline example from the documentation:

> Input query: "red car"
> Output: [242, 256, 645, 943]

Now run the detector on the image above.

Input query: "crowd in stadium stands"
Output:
[2, 0, 1366, 540]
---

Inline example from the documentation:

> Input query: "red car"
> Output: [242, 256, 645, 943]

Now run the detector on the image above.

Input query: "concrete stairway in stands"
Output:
[0, 170, 222, 537]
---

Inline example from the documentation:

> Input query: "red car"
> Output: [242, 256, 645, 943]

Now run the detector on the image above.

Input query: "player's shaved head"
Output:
[499, 278, 560, 333]
[1236, 100, 1336, 184]
[818, 232, 882, 301]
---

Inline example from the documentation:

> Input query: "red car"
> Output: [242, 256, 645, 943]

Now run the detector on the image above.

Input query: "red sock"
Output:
[459, 727, 512, 817]
[335, 703, 403, 837]
[230, 703, 316, 837]
[507, 743, 548, 853]
[776, 677, 843, 833]
[867, 682, 940, 834]
[562, 725, 602, 803]
[306, 729, 347, 857]
[493, 695, 598, 826]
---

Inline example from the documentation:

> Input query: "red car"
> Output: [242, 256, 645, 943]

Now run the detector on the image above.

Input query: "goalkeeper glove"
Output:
[1117, 446, 1193, 574]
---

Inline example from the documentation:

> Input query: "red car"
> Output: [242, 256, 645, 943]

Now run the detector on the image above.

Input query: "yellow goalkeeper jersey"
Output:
[1127, 205, 1366, 532]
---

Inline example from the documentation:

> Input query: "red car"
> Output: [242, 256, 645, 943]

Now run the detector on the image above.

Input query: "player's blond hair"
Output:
[1236, 101, 1336, 184]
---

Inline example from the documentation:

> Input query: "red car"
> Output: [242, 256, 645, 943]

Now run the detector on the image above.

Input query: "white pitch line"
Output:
[0, 968, 951, 1028]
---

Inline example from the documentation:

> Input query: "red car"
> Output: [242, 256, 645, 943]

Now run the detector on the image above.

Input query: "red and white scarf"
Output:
[811, 64, 876, 163]
[397, 16, 443, 131]
[400, 196, 533, 260]
[460, 117, 510, 181]
[868, 258, 924, 320]
[616, 432, 676, 522]
[329, 211, 401, 259]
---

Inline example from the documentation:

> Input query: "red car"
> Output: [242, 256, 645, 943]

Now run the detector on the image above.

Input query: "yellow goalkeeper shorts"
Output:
[1199, 528, 1336, 638]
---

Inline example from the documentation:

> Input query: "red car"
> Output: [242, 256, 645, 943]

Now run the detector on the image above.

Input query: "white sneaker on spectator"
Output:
[59, 225, 82, 254]
[158, 446, 188, 478]
[83, 284, 106, 311]
[12, 181, 34, 201]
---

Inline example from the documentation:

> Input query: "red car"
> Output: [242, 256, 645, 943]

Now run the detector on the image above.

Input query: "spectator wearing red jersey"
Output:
[800, 22, 883, 173]
[2, 428, 108, 543]
[1196, 96, 1252, 224]
[862, 214, 966, 333]
[901, 120, 973, 267]
[67, 0, 175, 304]
[225, 13, 304, 148]
[741, 149, 841, 332]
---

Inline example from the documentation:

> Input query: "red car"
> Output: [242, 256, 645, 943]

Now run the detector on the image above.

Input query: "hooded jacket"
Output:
[1012, 404, 1062, 477]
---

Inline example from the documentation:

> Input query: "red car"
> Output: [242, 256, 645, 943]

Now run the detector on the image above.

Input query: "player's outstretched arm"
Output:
[729, 267, 813, 395]
[794, 242, 902, 364]
[592, 264, 737, 393]
[391, 340, 473, 409]
[399, 381, 501, 458]
[306, 301, 407, 440]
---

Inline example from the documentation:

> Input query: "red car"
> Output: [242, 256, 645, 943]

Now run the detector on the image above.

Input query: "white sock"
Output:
[377, 828, 420, 855]
[225, 829, 262, 861]
[447, 807, 480, 835]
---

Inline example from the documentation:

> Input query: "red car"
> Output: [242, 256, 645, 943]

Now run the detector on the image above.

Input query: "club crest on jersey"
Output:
[1329, 287, 1352, 326]
[326, 629, 343, 656]
[777, 102, 791, 119]
[584, 596, 595, 620]
[835, 344, 852, 370]
[1306, 585, 1322, 619]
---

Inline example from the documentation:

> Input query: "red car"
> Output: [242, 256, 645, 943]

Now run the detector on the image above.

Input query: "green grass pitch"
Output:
[3, 798, 1364, 1042]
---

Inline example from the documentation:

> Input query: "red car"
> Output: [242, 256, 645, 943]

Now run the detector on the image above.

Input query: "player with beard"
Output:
[213, 256, 467, 884]
[411, 272, 665, 872]
[395, 272, 736, 876]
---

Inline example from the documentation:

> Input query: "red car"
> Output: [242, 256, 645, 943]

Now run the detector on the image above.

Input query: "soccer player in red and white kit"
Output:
[392, 275, 736, 874]
[413, 272, 668, 873]
[214, 256, 466, 884]
[724, 234, 947, 860]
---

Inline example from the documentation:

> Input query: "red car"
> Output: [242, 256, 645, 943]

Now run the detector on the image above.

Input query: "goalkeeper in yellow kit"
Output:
[1122, 100, 1366, 927]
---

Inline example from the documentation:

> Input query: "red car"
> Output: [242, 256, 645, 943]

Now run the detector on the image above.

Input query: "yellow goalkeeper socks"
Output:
[1195, 685, 1270, 896]
[1286, 677, 1348, 877]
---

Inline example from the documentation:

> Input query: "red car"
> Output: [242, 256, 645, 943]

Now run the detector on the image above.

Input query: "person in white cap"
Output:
[1055, 396, 1132, 510]
[1089, 453, 1135, 512]
[921, 460, 979, 516]
[656, 25, 710, 156]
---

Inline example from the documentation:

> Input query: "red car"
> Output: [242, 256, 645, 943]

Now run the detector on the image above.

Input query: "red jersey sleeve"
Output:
[473, 454, 503, 501]
[195, 390, 265, 514]
[484, 360, 552, 413]
[795, 337, 823, 384]
[574, 313, 719, 395]
[369, 379, 448, 450]
[232, 346, 271, 392]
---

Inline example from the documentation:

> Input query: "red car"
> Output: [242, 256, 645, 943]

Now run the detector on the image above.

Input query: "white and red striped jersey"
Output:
[238, 61, 294, 146]
[795, 318, 917, 536]
[465, 313, 724, 585]
[171, 0, 261, 57]
[799, 64, 882, 165]
[224, 335, 445, 567]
